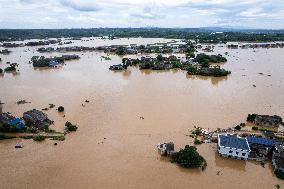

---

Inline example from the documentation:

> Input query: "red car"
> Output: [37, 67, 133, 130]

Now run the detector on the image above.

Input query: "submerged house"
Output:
[247, 136, 275, 161]
[218, 134, 251, 160]
[49, 60, 60, 67]
[0, 113, 26, 130]
[272, 143, 284, 172]
[23, 109, 52, 129]
[254, 115, 282, 127]
[8, 118, 26, 129]
[0, 112, 14, 124]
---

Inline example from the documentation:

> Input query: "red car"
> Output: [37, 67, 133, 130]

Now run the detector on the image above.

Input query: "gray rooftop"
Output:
[219, 134, 250, 151]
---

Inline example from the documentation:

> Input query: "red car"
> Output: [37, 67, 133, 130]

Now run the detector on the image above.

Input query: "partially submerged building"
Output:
[0, 112, 14, 124]
[7, 118, 26, 129]
[254, 115, 282, 127]
[23, 109, 52, 129]
[157, 142, 174, 156]
[272, 143, 284, 172]
[0, 113, 26, 130]
[218, 134, 251, 160]
[247, 136, 275, 161]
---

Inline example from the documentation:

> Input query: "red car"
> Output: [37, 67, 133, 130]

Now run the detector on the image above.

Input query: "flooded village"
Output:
[0, 35, 284, 189]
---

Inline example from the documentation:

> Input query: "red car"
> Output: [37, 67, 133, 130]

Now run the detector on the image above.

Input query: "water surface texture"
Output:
[0, 38, 284, 189]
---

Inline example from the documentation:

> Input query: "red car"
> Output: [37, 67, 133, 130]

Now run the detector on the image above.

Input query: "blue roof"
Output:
[219, 134, 250, 151]
[246, 136, 275, 146]
[8, 118, 26, 129]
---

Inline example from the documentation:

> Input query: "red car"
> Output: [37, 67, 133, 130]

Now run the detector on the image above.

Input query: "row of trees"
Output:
[1, 28, 284, 42]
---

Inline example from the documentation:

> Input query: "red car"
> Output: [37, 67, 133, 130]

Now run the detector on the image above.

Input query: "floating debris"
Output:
[16, 100, 31, 105]
[49, 104, 55, 108]
[15, 144, 23, 148]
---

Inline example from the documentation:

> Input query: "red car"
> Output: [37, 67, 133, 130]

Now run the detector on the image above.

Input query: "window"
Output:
[236, 152, 239, 155]
[242, 153, 246, 156]
[229, 150, 233, 153]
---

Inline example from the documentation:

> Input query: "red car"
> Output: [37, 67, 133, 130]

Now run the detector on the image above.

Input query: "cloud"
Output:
[59, 0, 101, 12]
[130, 7, 165, 20]
[0, 0, 283, 28]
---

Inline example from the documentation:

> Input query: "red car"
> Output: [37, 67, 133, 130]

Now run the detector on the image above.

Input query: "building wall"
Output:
[218, 146, 249, 160]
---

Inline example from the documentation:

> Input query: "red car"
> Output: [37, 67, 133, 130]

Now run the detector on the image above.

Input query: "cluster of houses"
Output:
[36, 41, 191, 55]
[0, 49, 11, 54]
[109, 55, 195, 71]
[217, 133, 284, 172]
[31, 54, 80, 68]
[216, 114, 284, 173]
[227, 43, 284, 49]
[0, 109, 53, 131]
[37, 46, 97, 53]
[253, 114, 282, 127]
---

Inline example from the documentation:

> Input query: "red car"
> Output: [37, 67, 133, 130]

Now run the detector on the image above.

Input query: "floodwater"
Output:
[0, 38, 284, 189]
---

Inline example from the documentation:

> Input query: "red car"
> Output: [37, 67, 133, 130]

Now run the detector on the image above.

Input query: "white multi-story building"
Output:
[218, 134, 251, 160]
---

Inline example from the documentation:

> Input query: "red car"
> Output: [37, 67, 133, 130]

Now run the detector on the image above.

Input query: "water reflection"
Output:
[0, 102, 3, 114]
[214, 152, 246, 171]
[159, 155, 203, 175]
[186, 74, 228, 85]
[112, 70, 132, 79]
[33, 66, 63, 71]
[5, 71, 20, 76]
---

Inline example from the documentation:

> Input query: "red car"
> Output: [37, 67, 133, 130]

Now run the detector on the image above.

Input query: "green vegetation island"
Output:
[110, 53, 230, 77]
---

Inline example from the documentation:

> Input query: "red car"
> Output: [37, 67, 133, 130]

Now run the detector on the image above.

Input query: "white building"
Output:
[218, 134, 251, 160]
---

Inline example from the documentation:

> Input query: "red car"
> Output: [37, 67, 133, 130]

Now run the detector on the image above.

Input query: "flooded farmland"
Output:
[0, 38, 284, 189]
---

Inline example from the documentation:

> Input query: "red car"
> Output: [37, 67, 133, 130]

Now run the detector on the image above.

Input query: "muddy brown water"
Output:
[0, 38, 284, 189]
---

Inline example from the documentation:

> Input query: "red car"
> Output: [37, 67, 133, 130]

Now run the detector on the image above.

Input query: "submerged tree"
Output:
[171, 145, 207, 170]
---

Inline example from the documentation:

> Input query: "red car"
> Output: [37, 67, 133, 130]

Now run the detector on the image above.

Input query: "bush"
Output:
[247, 114, 257, 122]
[192, 128, 202, 136]
[240, 123, 246, 127]
[171, 145, 207, 169]
[252, 126, 258, 131]
[4, 63, 18, 72]
[275, 170, 284, 180]
[58, 106, 64, 112]
[187, 66, 231, 77]
[0, 68, 3, 73]
[26, 127, 37, 133]
[235, 125, 241, 131]
[33, 135, 45, 141]
[194, 138, 203, 145]
[65, 121, 78, 132]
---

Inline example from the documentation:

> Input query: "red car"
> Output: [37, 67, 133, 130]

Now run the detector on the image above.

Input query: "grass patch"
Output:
[50, 135, 65, 141]
[20, 136, 33, 139]
[33, 135, 45, 142]
[0, 134, 16, 140]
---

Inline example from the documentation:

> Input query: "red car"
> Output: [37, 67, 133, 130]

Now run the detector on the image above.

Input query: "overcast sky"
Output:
[0, 0, 283, 29]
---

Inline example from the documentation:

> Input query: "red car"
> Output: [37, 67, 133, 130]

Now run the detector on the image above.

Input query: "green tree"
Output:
[171, 145, 207, 169]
